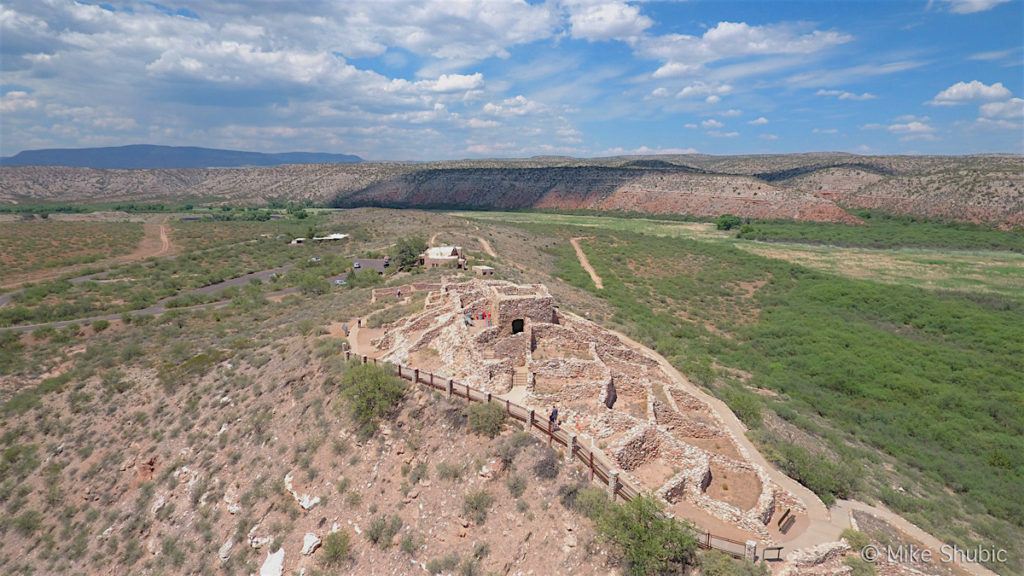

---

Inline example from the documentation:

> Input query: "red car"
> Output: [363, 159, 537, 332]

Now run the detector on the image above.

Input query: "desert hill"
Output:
[1, 154, 1021, 226]
[0, 144, 361, 169]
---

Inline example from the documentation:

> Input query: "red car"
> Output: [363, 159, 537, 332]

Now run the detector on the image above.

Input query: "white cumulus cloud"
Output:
[929, 80, 1012, 106]
[566, 0, 653, 41]
[980, 98, 1024, 119]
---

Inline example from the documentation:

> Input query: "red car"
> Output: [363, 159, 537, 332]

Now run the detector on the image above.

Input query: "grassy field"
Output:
[458, 211, 1024, 573]
[736, 212, 1024, 252]
[460, 211, 1024, 300]
[0, 221, 144, 282]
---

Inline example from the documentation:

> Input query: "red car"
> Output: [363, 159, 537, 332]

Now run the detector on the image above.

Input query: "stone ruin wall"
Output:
[368, 279, 810, 544]
[612, 426, 662, 471]
[492, 331, 529, 367]
[494, 294, 556, 335]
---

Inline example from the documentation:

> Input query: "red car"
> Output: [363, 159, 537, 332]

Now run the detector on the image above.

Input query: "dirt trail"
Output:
[1, 215, 175, 289]
[570, 237, 603, 289]
[477, 236, 498, 258]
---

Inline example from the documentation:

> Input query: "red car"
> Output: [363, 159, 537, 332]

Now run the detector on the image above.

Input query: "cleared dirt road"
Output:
[477, 236, 498, 258]
[570, 237, 603, 289]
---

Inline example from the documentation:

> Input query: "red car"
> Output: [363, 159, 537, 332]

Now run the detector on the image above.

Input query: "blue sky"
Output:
[1, 0, 1021, 159]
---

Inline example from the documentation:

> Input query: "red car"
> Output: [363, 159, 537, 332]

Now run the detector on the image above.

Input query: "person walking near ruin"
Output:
[549, 405, 559, 431]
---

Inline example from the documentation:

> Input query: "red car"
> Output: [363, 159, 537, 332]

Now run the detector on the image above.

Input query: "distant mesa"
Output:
[0, 144, 362, 169]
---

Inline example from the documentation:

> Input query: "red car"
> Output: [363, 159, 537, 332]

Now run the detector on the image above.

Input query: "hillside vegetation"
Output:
[529, 223, 1023, 574]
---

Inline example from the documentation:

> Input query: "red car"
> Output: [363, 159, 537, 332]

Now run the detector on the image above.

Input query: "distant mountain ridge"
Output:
[0, 144, 362, 169]
[1, 154, 1020, 227]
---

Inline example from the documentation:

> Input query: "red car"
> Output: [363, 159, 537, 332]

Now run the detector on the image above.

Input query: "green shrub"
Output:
[407, 461, 429, 485]
[400, 533, 417, 555]
[532, 448, 560, 480]
[365, 514, 402, 549]
[14, 509, 42, 536]
[436, 462, 463, 481]
[699, 550, 769, 576]
[494, 431, 536, 467]
[466, 402, 506, 438]
[462, 490, 494, 525]
[841, 528, 870, 551]
[426, 553, 460, 574]
[339, 362, 406, 438]
[767, 441, 855, 506]
[91, 319, 110, 332]
[506, 474, 527, 498]
[719, 387, 762, 428]
[321, 531, 351, 565]
[844, 556, 876, 576]
[715, 214, 743, 230]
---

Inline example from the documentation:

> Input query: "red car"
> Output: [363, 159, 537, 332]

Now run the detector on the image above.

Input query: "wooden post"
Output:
[345, 351, 351, 360]
[607, 470, 619, 501]
[447, 379, 453, 399]
[548, 420, 553, 446]
[589, 452, 594, 481]
[566, 434, 576, 463]
[486, 392, 492, 403]
[505, 399, 510, 415]
[414, 369, 419, 384]
[398, 365, 402, 378]
[529, 410, 535, 429]
[430, 373, 434, 387]
[361, 355, 367, 364]
[465, 383, 470, 400]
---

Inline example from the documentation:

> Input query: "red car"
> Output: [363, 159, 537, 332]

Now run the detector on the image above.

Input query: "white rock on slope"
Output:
[260, 548, 284, 576]
[301, 533, 322, 556]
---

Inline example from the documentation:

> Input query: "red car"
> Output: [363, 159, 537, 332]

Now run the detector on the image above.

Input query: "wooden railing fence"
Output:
[344, 351, 763, 560]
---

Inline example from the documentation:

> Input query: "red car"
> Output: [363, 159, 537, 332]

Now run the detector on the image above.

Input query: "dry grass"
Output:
[0, 221, 144, 281]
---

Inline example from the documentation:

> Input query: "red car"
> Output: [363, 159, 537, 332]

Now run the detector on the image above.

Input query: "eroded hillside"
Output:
[2, 154, 1021, 226]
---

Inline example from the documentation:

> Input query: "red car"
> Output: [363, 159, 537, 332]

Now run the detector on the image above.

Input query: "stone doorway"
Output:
[511, 318, 525, 334]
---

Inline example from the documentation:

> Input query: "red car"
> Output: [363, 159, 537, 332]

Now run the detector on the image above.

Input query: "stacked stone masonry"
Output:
[370, 279, 806, 545]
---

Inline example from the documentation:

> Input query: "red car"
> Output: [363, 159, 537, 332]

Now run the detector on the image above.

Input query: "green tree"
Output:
[394, 236, 427, 271]
[715, 214, 743, 230]
[598, 495, 697, 575]
[298, 273, 330, 296]
[339, 362, 406, 438]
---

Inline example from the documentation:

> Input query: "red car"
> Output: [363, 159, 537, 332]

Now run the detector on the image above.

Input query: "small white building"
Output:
[422, 246, 466, 268]
[313, 233, 349, 242]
